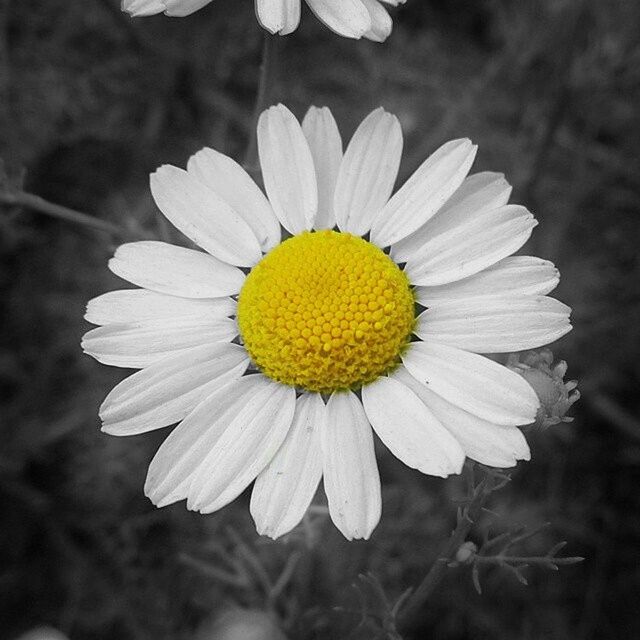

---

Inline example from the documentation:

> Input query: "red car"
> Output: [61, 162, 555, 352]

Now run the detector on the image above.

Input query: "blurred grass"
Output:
[1, 0, 640, 638]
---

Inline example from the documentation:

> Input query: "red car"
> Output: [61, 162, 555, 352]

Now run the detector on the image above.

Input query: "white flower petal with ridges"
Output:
[150, 165, 262, 267]
[360, 0, 392, 42]
[416, 296, 572, 353]
[302, 106, 343, 230]
[85, 289, 236, 326]
[391, 171, 512, 263]
[405, 205, 537, 287]
[162, 0, 213, 16]
[402, 342, 539, 426]
[362, 376, 465, 477]
[322, 391, 381, 540]
[187, 377, 296, 513]
[81, 316, 237, 368]
[122, 0, 167, 16]
[396, 368, 530, 468]
[334, 108, 402, 236]
[415, 256, 559, 305]
[305, 0, 372, 39]
[145, 377, 265, 507]
[258, 104, 318, 235]
[187, 147, 280, 252]
[255, 0, 301, 35]
[371, 139, 477, 248]
[109, 241, 245, 298]
[100, 343, 250, 436]
[250, 393, 324, 539]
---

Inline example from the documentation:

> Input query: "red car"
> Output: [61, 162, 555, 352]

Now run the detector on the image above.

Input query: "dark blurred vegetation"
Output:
[1, 0, 639, 638]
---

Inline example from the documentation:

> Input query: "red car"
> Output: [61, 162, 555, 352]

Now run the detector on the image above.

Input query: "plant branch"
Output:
[244, 32, 280, 177]
[397, 466, 500, 635]
[1, 189, 130, 237]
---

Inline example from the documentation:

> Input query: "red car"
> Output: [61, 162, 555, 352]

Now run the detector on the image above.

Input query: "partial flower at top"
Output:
[122, 0, 406, 41]
[82, 104, 572, 541]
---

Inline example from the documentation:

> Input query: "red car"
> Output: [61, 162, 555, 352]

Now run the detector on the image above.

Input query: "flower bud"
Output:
[455, 541, 478, 564]
[507, 349, 580, 429]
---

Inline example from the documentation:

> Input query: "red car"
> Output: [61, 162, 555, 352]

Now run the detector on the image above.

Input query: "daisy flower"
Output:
[122, 0, 405, 42]
[82, 104, 572, 540]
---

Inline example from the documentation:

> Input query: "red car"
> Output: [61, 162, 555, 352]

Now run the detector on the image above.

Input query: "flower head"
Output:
[122, 0, 405, 41]
[83, 104, 572, 540]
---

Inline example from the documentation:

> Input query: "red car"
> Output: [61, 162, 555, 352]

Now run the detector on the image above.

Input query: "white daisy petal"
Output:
[302, 106, 343, 230]
[258, 104, 318, 234]
[322, 391, 381, 540]
[360, 0, 392, 42]
[121, 0, 166, 16]
[145, 376, 264, 507]
[396, 368, 530, 468]
[416, 295, 572, 353]
[255, 0, 301, 35]
[405, 205, 538, 286]
[108, 241, 245, 298]
[100, 343, 249, 436]
[187, 377, 296, 513]
[415, 256, 559, 305]
[250, 393, 324, 539]
[371, 139, 477, 248]
[150, 165, 262, 267]
[334, 108, 403, 236]
[81, 317, 237, 368]
[305, 0, 372, 39]
[391, 171, 512, 263]
[187, 148, 281, 252]
[402, 342, 539, 426]
[163, 0, 213, 16]
[85, 289, 236, 325]
[362, 376, 465, 477]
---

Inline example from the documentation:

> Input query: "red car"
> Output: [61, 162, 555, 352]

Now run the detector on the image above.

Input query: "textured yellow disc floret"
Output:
[237, 230, 415, 393]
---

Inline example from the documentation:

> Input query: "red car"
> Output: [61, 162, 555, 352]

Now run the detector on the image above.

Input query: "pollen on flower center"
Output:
[237, 230, 415, 393]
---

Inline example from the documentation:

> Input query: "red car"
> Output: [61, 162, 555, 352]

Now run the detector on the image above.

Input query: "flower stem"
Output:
[244, 32, 279, 178]
[397, 466, 497, 636]
[0, 189, 130, 237]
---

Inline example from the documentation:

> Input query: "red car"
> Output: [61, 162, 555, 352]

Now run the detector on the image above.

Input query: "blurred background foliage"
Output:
[1, 0, 639, 638]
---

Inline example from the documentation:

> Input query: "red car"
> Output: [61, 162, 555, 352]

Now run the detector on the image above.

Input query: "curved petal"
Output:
[416, 295, 572, 353]
[121, 0, 166, 16]
[391, 171, 512, 263]
[362, 376, 464, 477]
[361, 0, 392, 42]
[404, 205, 537, 287]
[371, 139, 477, 247]
[187, 147, 280, 252]
[150, 165, 262, 267]
[108, 241, 245, 298]
[250, 393, 324, 539]
[322, 391, 381, 540]
[100, 343, 250, 435]
[81, 316, 237, 368]
[334, 108, 403, 236]
[255, 0, 301, 35]
[396, 368, 530, 468]
[145, 376, 268, 507]
[258, 104, 318, 234]
[402, 342, 539, 426]
[187, 378, 296, 513]
[163, 0, 213, 16]
[302, 106, 343, 230]
[305, 0, 372, 39]
[85, 289, 236, 325]
[415, 256, 559, 305]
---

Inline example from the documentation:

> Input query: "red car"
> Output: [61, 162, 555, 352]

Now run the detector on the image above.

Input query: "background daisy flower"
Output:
[122, 0, 406, 41]
[82, 104, 572, 540]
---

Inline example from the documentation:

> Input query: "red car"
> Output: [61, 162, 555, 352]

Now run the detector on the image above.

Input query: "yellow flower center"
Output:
[237, 230, 415, 393]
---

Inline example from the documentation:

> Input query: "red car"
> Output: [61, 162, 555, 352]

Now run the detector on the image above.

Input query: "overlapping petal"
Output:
[402, 342, 539, 426]
[255, 0, 301, 35]
[322, 391, 381, 540]
[251, 393, 324, 538]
